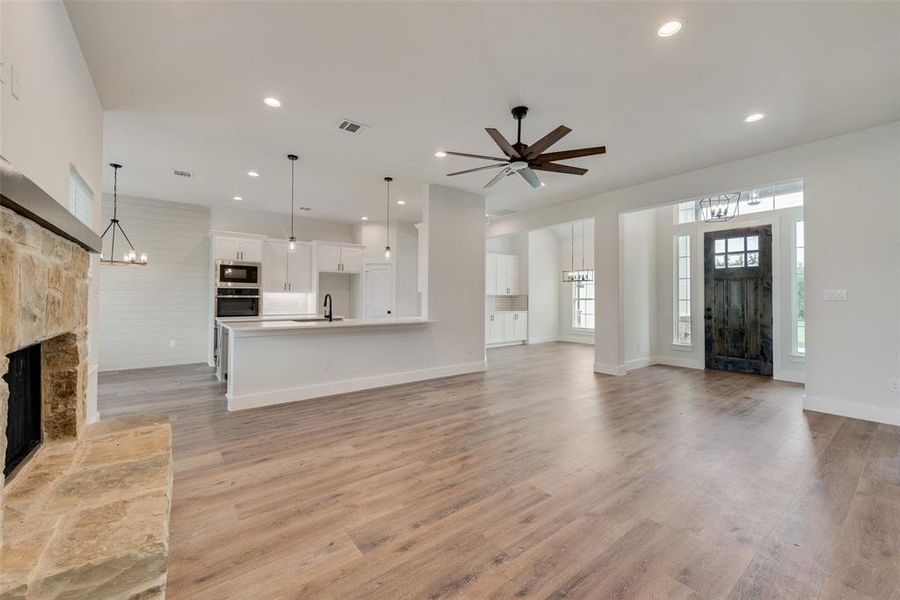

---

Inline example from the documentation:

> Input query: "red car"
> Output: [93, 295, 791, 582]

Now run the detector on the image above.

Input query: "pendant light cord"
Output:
[290, 158, 295, 239]
[581, 220, 585, 271]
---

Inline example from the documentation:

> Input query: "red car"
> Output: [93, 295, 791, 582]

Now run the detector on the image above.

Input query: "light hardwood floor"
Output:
[98, 342, 900, 600]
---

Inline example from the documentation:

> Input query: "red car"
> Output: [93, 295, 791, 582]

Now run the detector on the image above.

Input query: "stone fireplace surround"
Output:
[0, 196, 173, 597]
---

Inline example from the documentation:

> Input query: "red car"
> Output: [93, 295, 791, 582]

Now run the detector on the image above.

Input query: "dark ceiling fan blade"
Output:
[446, 164, 505, 177]
[518, 167, 542, 188]
[534, 146, 606, 163]
[484, 167, 511, 188]
[485, 128, 520, 158]
[524, 125, 572, 159]
[531, 162, 589, 176]
[443, 151, 509, 162]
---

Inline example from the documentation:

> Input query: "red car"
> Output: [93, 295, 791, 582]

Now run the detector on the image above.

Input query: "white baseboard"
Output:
[560, 335, 594, 345]
[594, 362, 626, 376]
[624, 356, 656, 371]
[803, 394, 900, 426]
[654, 355, 704, 370]
[527, 336, 559, 344]
[775, 368, 805, 384]
[227, 360, 487, 411]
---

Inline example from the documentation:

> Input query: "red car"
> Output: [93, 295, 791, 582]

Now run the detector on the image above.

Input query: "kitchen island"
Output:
[220, 317, 483, 411]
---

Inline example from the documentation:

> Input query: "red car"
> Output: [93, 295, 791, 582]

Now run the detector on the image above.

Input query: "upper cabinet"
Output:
[315, 243, 363, 274]
[213, 235, 263, 262]
[486, 253, 520, 296]
[262, 240, 312, 293]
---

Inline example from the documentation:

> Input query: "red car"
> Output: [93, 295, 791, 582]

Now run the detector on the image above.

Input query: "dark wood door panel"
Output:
[704, 225, 773, 376]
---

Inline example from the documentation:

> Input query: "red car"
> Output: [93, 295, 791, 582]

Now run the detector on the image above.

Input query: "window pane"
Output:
[746, 252, 759, 267]
[727, 237, 744, 252]
[795, 221, 804, 248]
[678, 279, 690, 300]
[678, 257, 689, 275]
[746, 236, 759, 251]
[715, 255, 726, 269]
[714, 239, 726, 253]
[796, 248, 804, 266]
[727, 253, 745, 268]
[776, 191, 804, 209]
[678, 235, 689, 255]
[794, 220, 805, 354]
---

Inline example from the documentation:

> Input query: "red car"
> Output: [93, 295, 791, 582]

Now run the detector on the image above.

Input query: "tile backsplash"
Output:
[486, 295, 528, 311]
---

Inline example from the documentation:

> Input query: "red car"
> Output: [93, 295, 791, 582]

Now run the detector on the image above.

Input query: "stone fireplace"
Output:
[0, 161, 173, 598]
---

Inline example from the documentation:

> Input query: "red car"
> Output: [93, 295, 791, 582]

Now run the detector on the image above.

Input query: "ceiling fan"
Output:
[441, 106, 606, 189]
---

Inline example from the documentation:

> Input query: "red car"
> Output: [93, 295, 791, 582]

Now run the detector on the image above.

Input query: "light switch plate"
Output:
[824, 289, 847, 302]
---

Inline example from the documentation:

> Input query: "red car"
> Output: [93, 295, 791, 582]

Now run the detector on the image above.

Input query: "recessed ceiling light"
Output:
[397, 200, 406, 205]
[744, 112, 767, 123]
[263, 97, 281, 108]
[434, 151, 447, 158]
[247, 170, 259, 177]
[657, 20, 683, 37]
[233, 196, 243, 201]
[361, 216, 369, 221]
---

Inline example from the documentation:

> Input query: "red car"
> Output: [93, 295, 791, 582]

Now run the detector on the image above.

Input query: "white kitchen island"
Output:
[221, 317, 484, 411]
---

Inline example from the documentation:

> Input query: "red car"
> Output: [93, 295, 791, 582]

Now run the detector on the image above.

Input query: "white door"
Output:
[239, 239, 263, 263]
[365, 262, 394, 318]
[215, 236, 242, 261]
[513, 312, 528, 341]
[286, 243, 312, 292]
[485, 254, 498, 295]
[316, 245, 341, 272]
[341, 247, 364, 274]
[262, 241, 288, 293]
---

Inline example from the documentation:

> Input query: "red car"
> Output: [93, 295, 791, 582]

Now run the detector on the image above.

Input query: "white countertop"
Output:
[216, 313, 344, 324]
[222, 316, 432, 334]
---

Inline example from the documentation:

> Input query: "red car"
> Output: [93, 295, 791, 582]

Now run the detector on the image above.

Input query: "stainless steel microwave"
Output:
[216, 260, 261, 288]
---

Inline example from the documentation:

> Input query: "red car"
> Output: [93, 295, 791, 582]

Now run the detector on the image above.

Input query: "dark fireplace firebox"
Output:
[4, 343, 42, 477]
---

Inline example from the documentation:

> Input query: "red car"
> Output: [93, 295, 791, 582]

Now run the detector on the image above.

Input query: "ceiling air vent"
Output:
[335, 118, 370, 136]
[173, 169, 192, 178]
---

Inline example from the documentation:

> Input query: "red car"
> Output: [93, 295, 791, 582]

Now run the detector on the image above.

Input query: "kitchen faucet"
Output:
[323, 293, 333, 322]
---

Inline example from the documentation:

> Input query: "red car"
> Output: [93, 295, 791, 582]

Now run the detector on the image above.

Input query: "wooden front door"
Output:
[704, 225, 773, 375]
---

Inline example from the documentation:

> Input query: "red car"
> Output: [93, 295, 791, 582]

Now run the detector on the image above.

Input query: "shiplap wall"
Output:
[98, 195, 211, 371]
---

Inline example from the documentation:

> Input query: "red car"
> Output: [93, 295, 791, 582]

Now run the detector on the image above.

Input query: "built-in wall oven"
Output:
[216, 287, 260, 318]
[216, 260, 260, 288]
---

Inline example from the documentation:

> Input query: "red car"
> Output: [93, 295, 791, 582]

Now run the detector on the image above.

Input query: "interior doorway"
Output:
[704, 225, 773, 375]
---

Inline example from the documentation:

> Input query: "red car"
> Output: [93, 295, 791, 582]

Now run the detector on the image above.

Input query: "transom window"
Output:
[674, 180, 803, 225]
[714, 235, 759, 269]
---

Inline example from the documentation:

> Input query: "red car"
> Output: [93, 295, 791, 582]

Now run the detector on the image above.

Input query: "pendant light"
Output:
[287, 154, 299, 251]
[383, 176, 393, 258]
[100, 163, 147, 266]
[562, 220, 593, 282]
[699, 192, 741, 222]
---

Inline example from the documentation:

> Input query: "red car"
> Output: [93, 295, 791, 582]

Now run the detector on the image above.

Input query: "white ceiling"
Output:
[66, 1, 900, 224]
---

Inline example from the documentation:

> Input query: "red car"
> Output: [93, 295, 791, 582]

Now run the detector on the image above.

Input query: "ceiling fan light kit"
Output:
[443, 105, 606, 189]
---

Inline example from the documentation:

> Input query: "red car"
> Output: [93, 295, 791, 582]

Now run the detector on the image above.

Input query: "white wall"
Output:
[489, 123, 900, 426]
[1, 0, 104, 422]
[623, 210, 656, 368]
[527, 229, 560, 343]
[424, 184, 486, 367]
[98, 195, 210, 371]
[211, 205, 354, 242]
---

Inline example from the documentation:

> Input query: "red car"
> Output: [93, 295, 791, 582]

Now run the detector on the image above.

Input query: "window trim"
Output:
[673, 234, 691, 347]
[68, 164, 94, 229]
[791, 218, 805, 357]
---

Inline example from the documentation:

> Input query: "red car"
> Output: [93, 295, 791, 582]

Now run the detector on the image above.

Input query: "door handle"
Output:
[387, 310, 391, 314]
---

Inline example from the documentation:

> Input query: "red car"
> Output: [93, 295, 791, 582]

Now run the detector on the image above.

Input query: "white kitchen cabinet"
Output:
[286, 244, 313, 292]
[485, 254, 499, 295]
[263, 240, 312, 292]
[486, 312, 504, 344]
[214, 235, 262, 262]
[315, 243, 363, 274]
[486, 253, 519, 296]
[485, 311, 528, 345]
[262, 241, 288, 293]
[512, 311, 528, 341]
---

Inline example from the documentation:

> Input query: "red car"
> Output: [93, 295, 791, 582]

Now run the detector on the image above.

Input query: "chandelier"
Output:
[699, 193, 741, 223]
[100, 163, 147, 265]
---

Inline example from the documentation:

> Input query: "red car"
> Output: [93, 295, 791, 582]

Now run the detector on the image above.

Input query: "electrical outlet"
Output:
[168, 340, 176, 348]
[322, 358, 331, 371]
[890, 379, 900, 393]
[823, 289, 847, 302]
